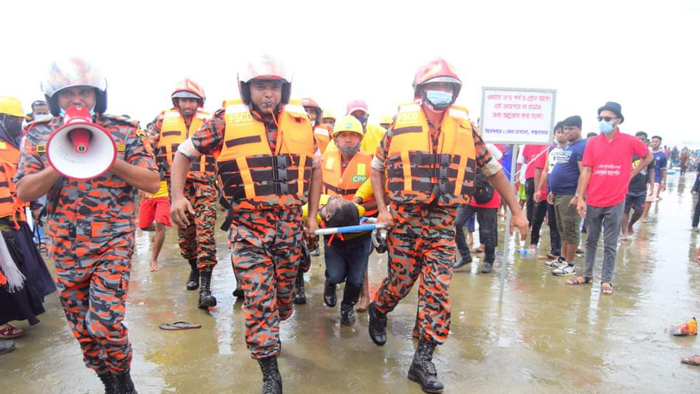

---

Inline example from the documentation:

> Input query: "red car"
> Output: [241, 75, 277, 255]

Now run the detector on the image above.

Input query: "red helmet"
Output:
[171, 79, 205, 108]
[301, 98, 322, 124]
[346, 99, 368, 115]
[412, 58, 462, 100]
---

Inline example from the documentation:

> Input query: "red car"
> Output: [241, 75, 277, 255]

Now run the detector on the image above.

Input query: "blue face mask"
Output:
[598, 120, 615, 134]
[425, 90, 453, 110]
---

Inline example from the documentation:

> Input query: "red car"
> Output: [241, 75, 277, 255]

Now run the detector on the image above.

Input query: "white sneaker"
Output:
[544, 258, 563, 268]
[552, 264, 576, 276]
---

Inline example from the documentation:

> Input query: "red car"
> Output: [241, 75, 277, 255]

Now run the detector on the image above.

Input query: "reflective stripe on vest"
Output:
[217, 99, 315, 207]
[385, 103, 477, 206]
[156, 109, 215, 176]
[322, 149, 372, 199]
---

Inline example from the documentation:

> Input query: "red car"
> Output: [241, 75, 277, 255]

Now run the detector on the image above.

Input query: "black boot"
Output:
[368, 302, 387, 346]
[453, 256, 472, 270]
[186, 259, 199, 290]
[293, 271, 306, 305]
[232, 283, 244, 298]
[323, 281, 337, 307]
[113, 370, 138, 394]
[408, 338, 444, 393]
[198, 270, 217, 309]
[97, 371, 117, 394]
[258, 357, 283, 394]
[340, 283, 361, 325]
[481, 261, 493, 274]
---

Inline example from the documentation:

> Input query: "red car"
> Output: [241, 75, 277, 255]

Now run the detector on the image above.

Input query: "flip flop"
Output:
[159, 321, 202, 331]
[601, 283, 614, 295]
[0, 325, 23, 339]
[681, 355, 700, 366]
[566, 276, 592, 286]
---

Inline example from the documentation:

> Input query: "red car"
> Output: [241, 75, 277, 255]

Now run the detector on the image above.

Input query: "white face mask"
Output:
[34, 114, 51, 121]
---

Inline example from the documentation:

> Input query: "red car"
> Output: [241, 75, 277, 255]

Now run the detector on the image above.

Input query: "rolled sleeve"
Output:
[125, 129, 156, 171]
[473, 130, 501, 177]
[190, 111, 225, 157]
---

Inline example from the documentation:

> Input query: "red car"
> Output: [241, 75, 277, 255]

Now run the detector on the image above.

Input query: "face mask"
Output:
[352, 115, 368, 128]
[425, 90, 453, 110]
[34, 114, 51, 121]
[338, 143, 360, 157]
[310, 119, 316, 127]
[598, 120, 615, 134]
[5, 120, 22, 137]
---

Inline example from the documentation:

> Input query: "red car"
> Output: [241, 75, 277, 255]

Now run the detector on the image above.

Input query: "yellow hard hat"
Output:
[322, 109, 336, 121]
[333, 115, 364, 137]
[0, 97, 29, 119]
[379, 114, 393, 125]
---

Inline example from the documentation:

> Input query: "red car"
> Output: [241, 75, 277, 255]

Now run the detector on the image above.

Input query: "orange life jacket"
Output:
[322, 149, 372, 199]
[217, 99, 315, 211]
[385, 103, 477, 207]
[155, 109, 216, 178]
[0, 141, 26, 223]
[314, 124, 333, 154]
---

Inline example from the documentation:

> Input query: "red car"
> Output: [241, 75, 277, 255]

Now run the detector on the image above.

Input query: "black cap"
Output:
[597, 101, 624, 123]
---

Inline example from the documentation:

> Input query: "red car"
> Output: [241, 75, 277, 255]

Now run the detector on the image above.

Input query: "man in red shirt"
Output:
[568, 102, 652, 295]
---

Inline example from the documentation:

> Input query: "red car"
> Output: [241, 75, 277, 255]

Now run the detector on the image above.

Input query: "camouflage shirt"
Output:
[15, 115, 156, 260]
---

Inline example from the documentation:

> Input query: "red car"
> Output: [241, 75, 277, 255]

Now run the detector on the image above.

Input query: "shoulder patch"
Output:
[102, 113, 140, 128]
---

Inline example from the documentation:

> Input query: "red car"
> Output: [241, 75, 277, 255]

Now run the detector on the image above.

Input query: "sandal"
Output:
[538, 253, 559, 260]
[158, 321, 202, 331]
[601, 283, 614, 295]
[681, 355, 700, 366]
[566, 276, 592, 286]
[0, 324, 23, 339]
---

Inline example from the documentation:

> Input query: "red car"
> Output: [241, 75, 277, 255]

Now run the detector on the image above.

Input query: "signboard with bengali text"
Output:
[479, 87, 556, 144]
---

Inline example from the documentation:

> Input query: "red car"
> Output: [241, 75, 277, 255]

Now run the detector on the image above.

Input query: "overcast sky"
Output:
[2, 0, 698, 147]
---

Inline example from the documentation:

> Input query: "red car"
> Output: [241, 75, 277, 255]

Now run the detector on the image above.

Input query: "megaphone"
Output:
[46, 105, 117, 180]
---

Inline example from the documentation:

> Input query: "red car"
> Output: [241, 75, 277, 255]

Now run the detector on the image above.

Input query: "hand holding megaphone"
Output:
[46, 105, 117, 180]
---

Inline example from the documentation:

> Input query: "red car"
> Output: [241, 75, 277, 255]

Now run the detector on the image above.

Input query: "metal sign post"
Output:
[479, 87, 557, 304]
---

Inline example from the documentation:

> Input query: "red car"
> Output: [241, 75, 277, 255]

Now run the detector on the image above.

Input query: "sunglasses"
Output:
[597, 116, 618, 122]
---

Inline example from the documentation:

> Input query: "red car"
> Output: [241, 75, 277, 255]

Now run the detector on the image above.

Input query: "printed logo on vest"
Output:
[352, 175, 367, 183]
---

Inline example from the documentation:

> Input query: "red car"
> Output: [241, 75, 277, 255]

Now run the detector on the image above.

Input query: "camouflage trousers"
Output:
[177, 180, 217, 271]
[54, 234, 134, 374]
[229, 207, 302, 359]
[373, 203, 456, 345]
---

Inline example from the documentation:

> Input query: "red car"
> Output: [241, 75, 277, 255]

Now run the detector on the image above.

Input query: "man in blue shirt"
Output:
[642, 135, 667, 222]
[542, 116, 587, 276]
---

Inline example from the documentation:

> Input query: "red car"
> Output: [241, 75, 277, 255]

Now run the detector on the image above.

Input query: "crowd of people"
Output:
[0, 54, 698, 394]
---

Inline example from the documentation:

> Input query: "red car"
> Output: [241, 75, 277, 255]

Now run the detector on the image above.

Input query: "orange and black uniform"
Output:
[16, 114, 155, 374]
[148, 109, 217, 271]
[372, 102, 501, 344]
[187, 99, 316, 359]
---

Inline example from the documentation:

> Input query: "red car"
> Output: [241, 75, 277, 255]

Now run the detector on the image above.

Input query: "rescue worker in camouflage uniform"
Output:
[171, 54, 320, 394]
[16, 58, 159, 394]
[368, 58, 529, 393]
[148, 79, 219, 309]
